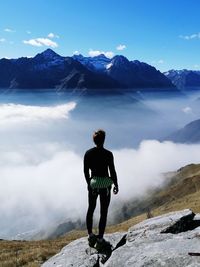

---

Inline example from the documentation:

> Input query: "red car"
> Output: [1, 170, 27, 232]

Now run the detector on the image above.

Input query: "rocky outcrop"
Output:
[42, 209, 200, 267]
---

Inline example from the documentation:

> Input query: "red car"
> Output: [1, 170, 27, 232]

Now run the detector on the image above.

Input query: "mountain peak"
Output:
[112, 55, 130, 65]
[35, 49, 61, 60]
[93, 53, 108, 59]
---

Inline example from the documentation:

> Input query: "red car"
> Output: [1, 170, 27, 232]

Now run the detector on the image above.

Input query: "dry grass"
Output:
[0, 231, 86, 267]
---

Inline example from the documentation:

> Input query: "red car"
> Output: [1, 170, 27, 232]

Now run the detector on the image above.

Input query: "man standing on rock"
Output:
[84, 129, 119, 251]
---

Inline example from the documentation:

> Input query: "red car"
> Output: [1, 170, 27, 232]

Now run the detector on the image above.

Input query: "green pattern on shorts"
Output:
[90, 176, 113, 189]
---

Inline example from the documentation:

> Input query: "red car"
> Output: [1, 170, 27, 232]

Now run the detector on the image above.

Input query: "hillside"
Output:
[1, 163, 200, 266]
[112, 163, 200, 227]
[165, 119, 200, 143]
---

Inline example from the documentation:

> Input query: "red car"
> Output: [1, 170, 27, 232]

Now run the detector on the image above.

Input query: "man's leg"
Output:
[98, 188, 111, 239]
[86, 189, 98, 235]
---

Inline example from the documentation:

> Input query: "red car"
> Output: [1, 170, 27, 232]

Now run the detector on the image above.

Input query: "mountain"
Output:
[74, 54, 175, 89]
[72, 53, 110, 72]
[107, 56, 174, 88]
[0, 49, 123, 90]
[165, 119, 200, 143]
[42, 209, 200, 267]
[0, 49, 176, 90]
[164, 69, 200, 89]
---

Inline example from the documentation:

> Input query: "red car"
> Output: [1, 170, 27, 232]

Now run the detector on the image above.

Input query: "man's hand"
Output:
[113, 185, 119, 194]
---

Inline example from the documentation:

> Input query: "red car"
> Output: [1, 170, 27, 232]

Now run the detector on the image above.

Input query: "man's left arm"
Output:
[84, 153, 90, 187]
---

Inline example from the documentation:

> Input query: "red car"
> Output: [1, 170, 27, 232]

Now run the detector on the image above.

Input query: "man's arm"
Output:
[109, 153, 118, 188]
[83, 152, 90, 186]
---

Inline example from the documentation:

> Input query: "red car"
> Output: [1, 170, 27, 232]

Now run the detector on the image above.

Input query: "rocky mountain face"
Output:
[42, 209, 200, 267]
[74, 54, 175, 89]
[107, 56, 174, 88]
[165, 119, 200, 143]
[0, 49, 122, 90]
[0, 49, 175, 90]
[164, 69, 200, 89]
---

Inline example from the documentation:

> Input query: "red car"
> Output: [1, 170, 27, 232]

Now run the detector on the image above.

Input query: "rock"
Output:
[106, 209, 200, 267]
[41, 232, 126, 267]
[42, 209, 200, 267]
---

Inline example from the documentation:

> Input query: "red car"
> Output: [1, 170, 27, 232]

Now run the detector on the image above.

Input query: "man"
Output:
[84, 129, 119, 251]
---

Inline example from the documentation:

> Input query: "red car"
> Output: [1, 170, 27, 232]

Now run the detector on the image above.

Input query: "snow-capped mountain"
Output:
[0, 49, 175, 90]
[74, 54, 175, 88]
[0, 49, 122, 89]
[72, 53, 111, 72]
[32, 48, 65, 70]
[164, 69, 200, 89]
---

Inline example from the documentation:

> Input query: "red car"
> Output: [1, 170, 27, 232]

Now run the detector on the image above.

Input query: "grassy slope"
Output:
[1, 163, 200, 267]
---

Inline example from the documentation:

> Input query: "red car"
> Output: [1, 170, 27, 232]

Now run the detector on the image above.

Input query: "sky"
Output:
[0, 0, 200, 71]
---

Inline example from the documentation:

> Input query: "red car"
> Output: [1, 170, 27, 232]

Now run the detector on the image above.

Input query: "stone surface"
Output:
[42, 209, 200, 267]
[106, 209, 200, 267]
[42, 233, 126, 267]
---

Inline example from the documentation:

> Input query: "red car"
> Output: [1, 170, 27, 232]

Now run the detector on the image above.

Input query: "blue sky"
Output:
[0, 0, 200, 71]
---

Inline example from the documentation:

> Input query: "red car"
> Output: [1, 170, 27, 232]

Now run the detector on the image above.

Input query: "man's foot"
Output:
[95, 238, 112, 252]
[88, 233, 97, 248]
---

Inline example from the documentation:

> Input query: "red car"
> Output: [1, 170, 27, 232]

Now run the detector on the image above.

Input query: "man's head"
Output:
[93, 129, 106, 147]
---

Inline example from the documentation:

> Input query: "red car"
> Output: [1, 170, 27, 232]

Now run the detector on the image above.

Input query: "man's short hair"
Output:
[93, 129, 106, 146]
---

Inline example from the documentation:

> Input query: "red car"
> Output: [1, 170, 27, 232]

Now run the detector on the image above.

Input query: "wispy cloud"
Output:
[88, 49, 114, 58]
[158, 59, 164, 64]
[151, 59, 164, 64]
[47, 32, 59, 39]
[23, 38, 58, 48]
[179, 32, 200, 40]
[0, 38, 6, 43]
[4, 28, 15, 33]
[73, 50, 80, 55]
[26, 30, 31, 34]
[116, 44, 126, 51]
[194, 64, 200, 69]
[182, 106, 193, 114]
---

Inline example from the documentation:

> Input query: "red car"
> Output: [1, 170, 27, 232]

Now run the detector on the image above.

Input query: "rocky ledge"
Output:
[42, 209, 200, 267]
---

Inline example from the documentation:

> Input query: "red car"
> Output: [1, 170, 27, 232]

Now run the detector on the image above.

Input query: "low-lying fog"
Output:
[1, 89, 200, 239]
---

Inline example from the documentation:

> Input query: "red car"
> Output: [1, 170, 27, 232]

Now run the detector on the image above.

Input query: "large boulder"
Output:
[42, 209, 200, 267]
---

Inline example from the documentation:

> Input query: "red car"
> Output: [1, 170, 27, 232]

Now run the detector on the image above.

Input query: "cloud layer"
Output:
[0, 102, 76, 124]
[1, 138, 200, 239]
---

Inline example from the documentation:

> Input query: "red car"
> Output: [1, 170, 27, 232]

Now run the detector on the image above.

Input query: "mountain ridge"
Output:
[164, 69, 200, 89]
[0, 49, 175, 90]
[165, 118, 200, 143]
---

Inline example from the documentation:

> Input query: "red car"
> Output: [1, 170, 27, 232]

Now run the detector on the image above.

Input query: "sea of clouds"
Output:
[1, 92, 200, 239]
